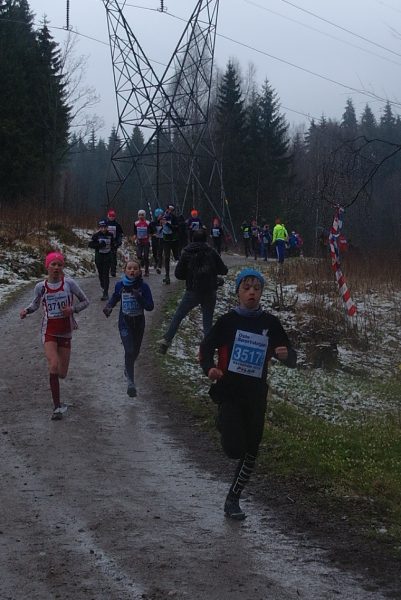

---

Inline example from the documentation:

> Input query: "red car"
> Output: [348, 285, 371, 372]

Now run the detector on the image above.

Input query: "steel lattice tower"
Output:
[102, 0, 223, 217]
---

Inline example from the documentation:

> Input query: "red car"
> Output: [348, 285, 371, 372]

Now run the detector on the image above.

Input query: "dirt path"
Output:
[0, 266, 389, 599]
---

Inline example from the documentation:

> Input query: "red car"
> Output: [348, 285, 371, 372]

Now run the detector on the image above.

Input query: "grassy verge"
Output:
[262, 401, 401, 544]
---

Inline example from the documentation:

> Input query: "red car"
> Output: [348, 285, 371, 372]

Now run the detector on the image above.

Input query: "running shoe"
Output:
[158, 338, 170, 354]
[101, 292, 109, 301]
[224, 494, 246, 521]
[156, 268, 161, 274]
[51, 407, 63, 421]
[59, 403, 68, 414]
[163, 277, 170, 285]
[127, 383, 137, 397]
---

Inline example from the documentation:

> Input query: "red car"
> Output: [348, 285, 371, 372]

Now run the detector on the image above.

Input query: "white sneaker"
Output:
[51, 407, 63, 421]
[59, 404, 68, 414]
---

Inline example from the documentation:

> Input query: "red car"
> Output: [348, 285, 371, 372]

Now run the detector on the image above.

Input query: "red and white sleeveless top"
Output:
[42, 278, 72, 337]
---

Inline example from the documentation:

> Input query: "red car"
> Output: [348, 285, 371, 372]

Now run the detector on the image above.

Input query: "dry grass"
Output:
[0, 202, 95, 245]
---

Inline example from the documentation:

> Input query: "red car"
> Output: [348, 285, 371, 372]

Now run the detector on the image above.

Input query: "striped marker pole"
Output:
[328, 207, 357, 317]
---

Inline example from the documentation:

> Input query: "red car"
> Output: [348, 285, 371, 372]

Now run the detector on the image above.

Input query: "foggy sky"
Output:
[27, 0, 401, 138]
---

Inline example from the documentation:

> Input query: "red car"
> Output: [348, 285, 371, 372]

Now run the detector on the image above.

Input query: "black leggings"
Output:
[119, 314, 145, 383]
[95, 253, 112, 293]
[216, 390, 267, 459]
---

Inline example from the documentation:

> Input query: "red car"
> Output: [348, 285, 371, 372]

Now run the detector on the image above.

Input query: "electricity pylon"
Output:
[102, 0, 226, 220]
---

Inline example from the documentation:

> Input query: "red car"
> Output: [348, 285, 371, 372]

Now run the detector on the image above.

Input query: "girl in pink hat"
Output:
[19, 252, 89, 420]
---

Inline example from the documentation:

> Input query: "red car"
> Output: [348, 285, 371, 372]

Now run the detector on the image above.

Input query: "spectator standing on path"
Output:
[288, 231, 299, 257]
[89, 220, 116, 300]
[161, 204, 180, 285]
[106, 208, 124, 277]
[210, 217, 224, 255]
[261, 223, 272, 260]
[272, 217, 289, 264]
[19, 252, 89, 421]
[103, 258, 154, 398]
[133, 209, 154, 277]
[199, 268, 297, 520]
[150, 208, 164, 274]
[241, 221, 251, 258]
[158, 229, 228, 354]
[250, 219, 260, 260]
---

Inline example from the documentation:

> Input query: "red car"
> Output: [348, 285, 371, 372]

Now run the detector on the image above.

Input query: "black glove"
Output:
[103, 306, 112, 318]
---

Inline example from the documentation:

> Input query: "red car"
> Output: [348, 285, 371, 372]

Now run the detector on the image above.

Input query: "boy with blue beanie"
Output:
[199, 268, 297, 520]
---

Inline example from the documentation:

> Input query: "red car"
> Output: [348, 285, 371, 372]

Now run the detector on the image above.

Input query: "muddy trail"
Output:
[0, 265, 396, 600]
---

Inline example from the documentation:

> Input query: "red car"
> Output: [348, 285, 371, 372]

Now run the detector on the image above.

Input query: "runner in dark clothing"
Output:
[199, 268, 297, 520]
[106, 209, 124, 277]
[89, 220, 116, 300]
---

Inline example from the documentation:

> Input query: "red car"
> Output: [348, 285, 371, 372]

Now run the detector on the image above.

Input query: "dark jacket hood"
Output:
[183, 242, 210, 255]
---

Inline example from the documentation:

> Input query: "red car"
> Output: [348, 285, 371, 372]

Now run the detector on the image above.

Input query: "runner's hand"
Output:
[274, 346, 288, 361]
[103, 307, 112, 318]
[208, 367, 223, 381]
[19, 309, 27, 319]
[62, 306, 73, 317]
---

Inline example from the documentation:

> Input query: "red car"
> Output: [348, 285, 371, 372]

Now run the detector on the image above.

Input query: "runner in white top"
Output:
[20, 252, 89, 421]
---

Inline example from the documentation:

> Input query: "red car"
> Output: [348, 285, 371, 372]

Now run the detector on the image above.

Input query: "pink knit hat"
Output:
[45, 252, 65, 270]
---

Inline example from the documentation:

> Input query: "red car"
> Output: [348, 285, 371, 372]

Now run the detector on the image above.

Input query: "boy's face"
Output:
[237, 277, 263, 309]
[99, 225, 108, 233]
[125, 261, 141, 278]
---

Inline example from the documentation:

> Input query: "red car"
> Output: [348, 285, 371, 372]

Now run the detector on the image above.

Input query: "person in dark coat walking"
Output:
[158, 229, 228, 353]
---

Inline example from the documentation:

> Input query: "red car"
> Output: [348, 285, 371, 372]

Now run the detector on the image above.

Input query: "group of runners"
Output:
[88, 206, 226, 302]
[19, 207, 297, 520]
[241, 217, 303, 263]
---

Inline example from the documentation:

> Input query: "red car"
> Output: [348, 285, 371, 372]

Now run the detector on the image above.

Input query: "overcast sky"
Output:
[28, 0, 401, 138]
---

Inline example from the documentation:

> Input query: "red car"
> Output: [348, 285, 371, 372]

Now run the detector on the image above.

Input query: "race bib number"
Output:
[45, 290, 69, 318]
[228, 330, 269, 378]
[108, 225, 117, 238]
[121, 291, 142, 316]
[243, 231, 250, 239]
[136, 226, 148, 240]
[99, 236, 111, 253]
[212, 228, 220, 237]
[162, 223, 172, 235]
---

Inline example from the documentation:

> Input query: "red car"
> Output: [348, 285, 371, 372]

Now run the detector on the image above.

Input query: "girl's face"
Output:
[47, 260, 64, 281]
[125, 261, 141, 278]
[238, 277, 263, 309]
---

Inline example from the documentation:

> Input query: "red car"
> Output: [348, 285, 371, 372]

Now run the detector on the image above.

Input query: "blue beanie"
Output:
[235, 268, 265, 292]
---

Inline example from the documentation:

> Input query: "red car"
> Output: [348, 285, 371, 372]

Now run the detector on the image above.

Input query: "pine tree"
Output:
[0, 1, 70, 204]
[0, 0, 40, 200]
[215, 61, 247, 223]
[36, 18, 70, 205]
[257, 80, 290, 220]
[341, 98, 357, 135]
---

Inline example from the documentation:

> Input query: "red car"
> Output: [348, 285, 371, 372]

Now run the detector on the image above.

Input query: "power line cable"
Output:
[375, 0, 401, 16]
[155, 10, 401, 109]
[244, 0, 401, 67]
[278, 0, 401, 59]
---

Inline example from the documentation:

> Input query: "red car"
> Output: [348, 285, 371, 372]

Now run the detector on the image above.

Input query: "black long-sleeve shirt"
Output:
[199, 309, 296, 393]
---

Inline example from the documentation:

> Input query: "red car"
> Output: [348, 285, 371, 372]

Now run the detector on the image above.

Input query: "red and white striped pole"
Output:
[329, 207, 357, 317]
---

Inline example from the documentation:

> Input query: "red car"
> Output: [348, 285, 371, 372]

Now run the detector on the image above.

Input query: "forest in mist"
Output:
[1, 0, 401, 255]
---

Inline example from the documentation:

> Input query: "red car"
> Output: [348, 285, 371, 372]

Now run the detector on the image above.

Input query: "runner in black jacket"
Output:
[158, 229, 228, 354]
[199, 268, 297, 520]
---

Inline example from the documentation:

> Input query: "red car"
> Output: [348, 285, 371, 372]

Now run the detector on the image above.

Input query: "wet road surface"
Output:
[0, 264, 387, 599]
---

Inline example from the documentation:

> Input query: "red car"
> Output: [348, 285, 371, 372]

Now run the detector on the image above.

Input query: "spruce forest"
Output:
[1, 0, 401, 256]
